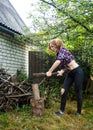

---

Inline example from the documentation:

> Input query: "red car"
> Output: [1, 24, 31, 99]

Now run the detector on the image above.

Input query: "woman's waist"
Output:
[67, 60, 79, 70]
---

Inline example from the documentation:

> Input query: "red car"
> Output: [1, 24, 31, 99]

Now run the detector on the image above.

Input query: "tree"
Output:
[27, 0, 93, 91]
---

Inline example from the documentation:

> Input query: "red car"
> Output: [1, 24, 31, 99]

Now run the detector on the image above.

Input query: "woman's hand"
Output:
[46, 71, 52, 77]
[57, 70, 64, 76]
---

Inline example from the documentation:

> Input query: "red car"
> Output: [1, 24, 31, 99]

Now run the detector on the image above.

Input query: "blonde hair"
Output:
[48, 38, 63, 50]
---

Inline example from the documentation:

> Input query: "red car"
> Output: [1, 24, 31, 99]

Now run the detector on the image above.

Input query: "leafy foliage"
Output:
[26, 0, 93, 76]
[17, 71, 27, 82]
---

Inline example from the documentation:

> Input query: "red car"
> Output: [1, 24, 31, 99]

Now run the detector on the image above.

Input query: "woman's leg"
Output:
[60, 73, 74, 112]
[74, 67, 84, 114]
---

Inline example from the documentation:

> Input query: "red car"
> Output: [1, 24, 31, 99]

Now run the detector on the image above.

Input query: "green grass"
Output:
[0, 99, 93, 130]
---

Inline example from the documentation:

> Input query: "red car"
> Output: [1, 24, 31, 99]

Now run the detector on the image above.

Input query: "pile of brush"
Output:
[0, 68, 32, 112]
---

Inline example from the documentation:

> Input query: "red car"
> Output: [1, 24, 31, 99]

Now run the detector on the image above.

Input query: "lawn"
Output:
[0, 99, 93, 130]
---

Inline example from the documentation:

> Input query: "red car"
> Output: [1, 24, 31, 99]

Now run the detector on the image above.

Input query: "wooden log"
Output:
[31, 83, 44, 116]
[31, 98, 44, 116]
[31, 84, 40, 100]
[30, 72, 58, 116]
[33, 72, 57, 78]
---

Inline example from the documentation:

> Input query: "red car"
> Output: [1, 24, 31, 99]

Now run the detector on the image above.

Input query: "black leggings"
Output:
[60, 66, 84, 114]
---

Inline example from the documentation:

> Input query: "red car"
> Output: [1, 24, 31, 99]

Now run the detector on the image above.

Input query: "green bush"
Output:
[17, 71, 27, 82]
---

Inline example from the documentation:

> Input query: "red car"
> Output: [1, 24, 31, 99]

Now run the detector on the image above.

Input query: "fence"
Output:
[29, 51, 47, 79]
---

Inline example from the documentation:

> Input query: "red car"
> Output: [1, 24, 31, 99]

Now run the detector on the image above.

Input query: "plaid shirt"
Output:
[56, 47, 75, 70]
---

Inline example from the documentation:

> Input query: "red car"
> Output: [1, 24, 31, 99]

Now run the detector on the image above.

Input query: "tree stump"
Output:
[31, 98, 44, 116]
[31, 72, 57, 116]
[31, 83, 44, 116]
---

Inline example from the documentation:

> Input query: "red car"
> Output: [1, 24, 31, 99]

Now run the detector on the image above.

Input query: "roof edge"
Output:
[0, 22, 22, 35]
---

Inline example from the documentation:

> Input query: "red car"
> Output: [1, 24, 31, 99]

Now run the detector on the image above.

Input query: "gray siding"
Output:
[0, 31, 29, 75]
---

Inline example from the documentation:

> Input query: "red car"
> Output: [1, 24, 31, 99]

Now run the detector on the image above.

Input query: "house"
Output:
[0, 0, 30, 75]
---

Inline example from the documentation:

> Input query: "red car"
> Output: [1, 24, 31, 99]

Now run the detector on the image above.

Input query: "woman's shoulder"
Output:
[59, 47, 68, 52]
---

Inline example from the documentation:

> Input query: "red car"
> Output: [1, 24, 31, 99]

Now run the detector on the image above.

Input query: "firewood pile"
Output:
[0, 68, 32, 112]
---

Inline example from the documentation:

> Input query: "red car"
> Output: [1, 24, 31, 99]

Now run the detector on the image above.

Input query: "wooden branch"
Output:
[6, 93, 32, 98]
[39, 78, 46, 86]
[40, 0, 93, 34]
[0, 68, 33, 111]
[0, 73, 16, 87]
[33, 72, 58, 78]
[0, 77, 25, 94]
[0, 77, 15, 86]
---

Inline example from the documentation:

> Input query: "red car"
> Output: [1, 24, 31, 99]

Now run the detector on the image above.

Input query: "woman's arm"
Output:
[46, 60, 61, 76]
[57, 69, 65, 76]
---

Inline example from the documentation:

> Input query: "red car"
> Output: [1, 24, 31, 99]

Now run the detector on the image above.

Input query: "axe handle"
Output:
[33, 72, 57, 77]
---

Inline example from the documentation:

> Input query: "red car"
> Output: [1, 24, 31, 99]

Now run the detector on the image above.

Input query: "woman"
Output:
[46, 38, 84, 116]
